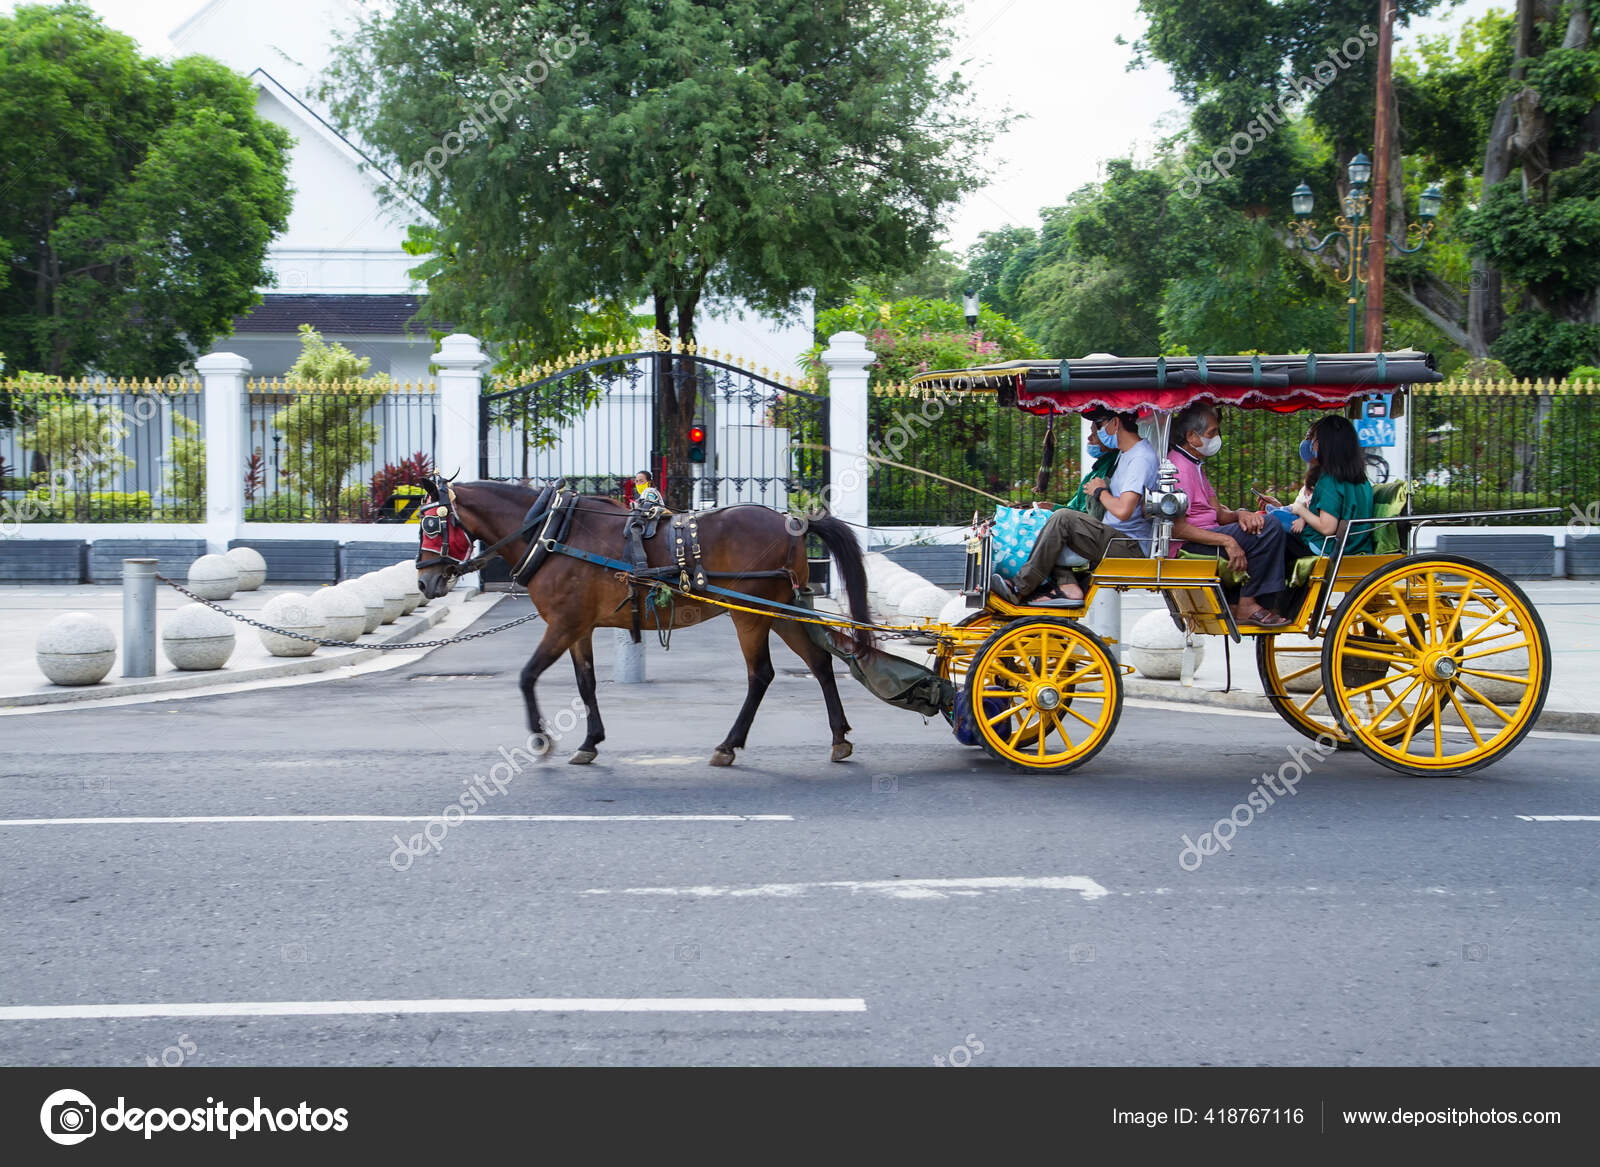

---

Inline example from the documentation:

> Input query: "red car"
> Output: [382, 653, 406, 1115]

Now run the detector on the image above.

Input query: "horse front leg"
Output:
[567, 633, 604, 765]
[520, 624, 575, 746]
[711, 614, 775, 767]
[773, 620, 854, 762]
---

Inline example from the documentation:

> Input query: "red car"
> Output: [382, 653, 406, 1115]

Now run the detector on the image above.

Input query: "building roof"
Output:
[232, 294, 445, 336]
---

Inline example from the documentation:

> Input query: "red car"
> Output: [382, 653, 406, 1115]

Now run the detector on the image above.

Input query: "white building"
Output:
[167, 0, 813, 379]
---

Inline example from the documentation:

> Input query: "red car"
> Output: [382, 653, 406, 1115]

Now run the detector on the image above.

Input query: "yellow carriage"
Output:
[905, 352, 1553, 778]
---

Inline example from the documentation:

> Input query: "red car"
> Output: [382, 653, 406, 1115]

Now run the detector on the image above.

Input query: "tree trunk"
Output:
[1469, 94, 1519, 354]
[1365, 1, 1396, 352]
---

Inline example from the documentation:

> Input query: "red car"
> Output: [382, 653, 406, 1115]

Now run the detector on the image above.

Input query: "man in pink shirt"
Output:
[1167, 403, 1292, 628]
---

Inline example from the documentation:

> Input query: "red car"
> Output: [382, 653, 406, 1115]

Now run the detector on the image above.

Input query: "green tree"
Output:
[326, 0, 999, 507]
[275, 326, 387, 521]
[0, 3, 292, 376]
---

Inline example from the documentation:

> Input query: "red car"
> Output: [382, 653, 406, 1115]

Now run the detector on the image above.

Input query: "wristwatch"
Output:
[1092, 486, 1109, 501]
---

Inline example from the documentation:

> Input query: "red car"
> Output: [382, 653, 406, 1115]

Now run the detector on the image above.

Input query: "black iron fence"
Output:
[481, 348, 827, 509]
[244, 379, 438, 522]
[0, 378, 204, 522]
[869, 387, 1060, 526]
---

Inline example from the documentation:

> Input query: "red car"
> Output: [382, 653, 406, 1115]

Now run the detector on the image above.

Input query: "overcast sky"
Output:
[11, 0, 1506, 252]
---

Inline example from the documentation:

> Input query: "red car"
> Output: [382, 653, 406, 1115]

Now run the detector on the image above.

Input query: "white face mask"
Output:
[1197, 434, 1222, 458]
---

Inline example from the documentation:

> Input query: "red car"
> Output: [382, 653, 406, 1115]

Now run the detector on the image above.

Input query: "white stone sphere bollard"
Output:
[388, 562, 422, 614]
[365, 570, 407, 625]
[1128, 608, 1205, 680]
[224, 546, 268, 591]
[343, 577, 386, 634]
[311, 585, 368, 643]
[36, 611, 118, 686]
[161, 602, 236, 670]
[257, 592, 326, 657]
[186, 554, 240, 600]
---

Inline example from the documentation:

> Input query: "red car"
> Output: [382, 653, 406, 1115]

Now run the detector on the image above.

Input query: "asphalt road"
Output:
[1, 595, 1595, 1067]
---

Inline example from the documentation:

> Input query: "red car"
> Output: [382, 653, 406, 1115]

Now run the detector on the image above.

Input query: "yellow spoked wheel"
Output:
[1323, 555, 1549, 776]
[968, 618, 1122, 773]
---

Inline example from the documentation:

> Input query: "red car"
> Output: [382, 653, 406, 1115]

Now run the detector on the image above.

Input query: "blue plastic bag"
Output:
[990, 504, 1052, 580]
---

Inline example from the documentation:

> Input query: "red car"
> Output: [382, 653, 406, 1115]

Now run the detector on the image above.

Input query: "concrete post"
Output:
[432, 333, 489, 482]
[819, 330, 874, 542]
[1087, 589, 1122, 665]
[122, 558, 158, 677]
[432, 334, 490, 592]
[195, 351, 250, 553]
[613, 626, 646, 683]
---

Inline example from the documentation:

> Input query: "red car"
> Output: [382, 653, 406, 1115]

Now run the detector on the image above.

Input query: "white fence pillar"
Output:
[196, 351, 250, 553]
[433, 334, 489, 592]
[820, 330, 874, 542]
[433, 333, 489, 482]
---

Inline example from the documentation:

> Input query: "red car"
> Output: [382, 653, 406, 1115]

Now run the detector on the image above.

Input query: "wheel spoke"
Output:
[1292, 684, 1326, 715]
[1355, 616, 1421, 657]
[1340, 645, 1417, 667]
[1459, 639, 1530, 662]
[1454, 678, 1516, 724]
[1386, 583, 1429, 647]
[1008, 711, 1038, 747]
[983, 701, 1026, 727]
[1456, 603, 1512, 650]
[1430, 687, 1443, 757]
[1458, 668, 1531, 686]
[1062, 703, 1100, 729]
[1399, 685, 1431, 754]
[1445, 685, 1487, 749]
[1367, 674, 1425, 727]
[1344, 666, 1421, 698]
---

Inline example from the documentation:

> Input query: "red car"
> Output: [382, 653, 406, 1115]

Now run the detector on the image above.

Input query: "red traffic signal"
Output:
[688, 423, 707, 464]
[688, 425, 706, 443]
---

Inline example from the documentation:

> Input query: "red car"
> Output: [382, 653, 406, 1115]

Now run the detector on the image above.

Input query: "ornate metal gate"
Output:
[478, 340, 827, 510]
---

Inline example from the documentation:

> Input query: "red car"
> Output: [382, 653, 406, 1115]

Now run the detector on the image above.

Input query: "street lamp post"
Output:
[1289, 154, 1441, 352]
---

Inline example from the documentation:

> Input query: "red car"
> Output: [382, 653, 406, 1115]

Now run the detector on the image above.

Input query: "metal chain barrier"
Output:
[153, 575, 544, 650]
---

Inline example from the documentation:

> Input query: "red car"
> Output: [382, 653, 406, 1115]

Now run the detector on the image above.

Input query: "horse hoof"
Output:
[830, 742, 853, 763]
[568, 749, 598, 766]
[709, 748, 736, 767]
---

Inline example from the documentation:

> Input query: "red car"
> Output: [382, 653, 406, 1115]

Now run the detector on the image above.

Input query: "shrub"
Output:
[20, 489, 152, 522]
[245, 494, 313, 522]
[364, 452, 434, 521]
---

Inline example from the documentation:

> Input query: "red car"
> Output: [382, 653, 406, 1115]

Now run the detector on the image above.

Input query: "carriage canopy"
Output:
[907, 351, 1443, 416]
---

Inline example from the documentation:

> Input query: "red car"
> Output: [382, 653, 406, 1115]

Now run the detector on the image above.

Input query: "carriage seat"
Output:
[1176, 479, 1409, 588]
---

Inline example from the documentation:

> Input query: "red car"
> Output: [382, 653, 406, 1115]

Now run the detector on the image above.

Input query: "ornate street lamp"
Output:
[1288, 156, 1439, 351]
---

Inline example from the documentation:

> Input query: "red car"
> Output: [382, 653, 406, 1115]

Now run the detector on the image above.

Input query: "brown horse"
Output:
[413, 476, 875, 767]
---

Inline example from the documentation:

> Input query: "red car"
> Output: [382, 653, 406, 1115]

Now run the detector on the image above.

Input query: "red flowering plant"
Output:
[362, 452, 435, 521]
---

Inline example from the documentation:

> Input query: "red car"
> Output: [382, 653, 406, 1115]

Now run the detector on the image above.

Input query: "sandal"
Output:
[1235, 607, 1289, 628]
[1026, 582, 1085, 608]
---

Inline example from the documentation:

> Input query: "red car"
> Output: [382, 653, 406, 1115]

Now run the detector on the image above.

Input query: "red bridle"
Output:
[416, 494, 474, 572]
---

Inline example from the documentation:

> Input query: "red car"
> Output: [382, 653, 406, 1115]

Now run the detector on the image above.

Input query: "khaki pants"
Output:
[1014, 508, 1144, 594]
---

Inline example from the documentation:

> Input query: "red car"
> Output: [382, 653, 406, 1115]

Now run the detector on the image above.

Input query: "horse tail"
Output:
[804, 514, 874, 653]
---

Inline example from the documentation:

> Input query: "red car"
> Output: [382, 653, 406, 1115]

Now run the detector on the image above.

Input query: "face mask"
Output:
[1196, 434, 1222, 458]
[1299, 438, 1316, 464]
[1096, 425, 1117, 449]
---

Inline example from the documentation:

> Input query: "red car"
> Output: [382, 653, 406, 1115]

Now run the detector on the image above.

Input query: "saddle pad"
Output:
[991, 505, 1052, 580]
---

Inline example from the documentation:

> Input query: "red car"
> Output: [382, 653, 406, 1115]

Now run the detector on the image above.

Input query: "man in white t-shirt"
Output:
[990, 407, 1159, 606]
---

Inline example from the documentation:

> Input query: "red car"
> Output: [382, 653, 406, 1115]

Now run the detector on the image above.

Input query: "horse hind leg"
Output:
[567, 633, 604, 766]
[772, 619, 853, 762]
[711, 614, 776, 767]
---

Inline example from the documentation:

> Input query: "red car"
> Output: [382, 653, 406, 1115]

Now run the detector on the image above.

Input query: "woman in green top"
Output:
[1288, 414, 1373, 555]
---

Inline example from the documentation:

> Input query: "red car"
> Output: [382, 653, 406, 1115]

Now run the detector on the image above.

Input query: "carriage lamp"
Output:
[1288, 154, 1439, 352]
[1143, 485, 1189, 522]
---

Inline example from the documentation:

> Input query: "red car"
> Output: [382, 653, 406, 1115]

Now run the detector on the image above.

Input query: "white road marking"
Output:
[0, 814, 792, 827]
[1516, 815, 1600, 822]
[584, 875, 1110, 901]
[0, 997, 865, 1022]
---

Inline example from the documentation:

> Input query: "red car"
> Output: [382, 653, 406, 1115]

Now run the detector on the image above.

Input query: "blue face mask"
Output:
[1096, 425, 1117, 450]
[1299, 438, 1316, 464]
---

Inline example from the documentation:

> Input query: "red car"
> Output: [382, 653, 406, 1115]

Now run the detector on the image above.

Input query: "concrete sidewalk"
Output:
[0, 580, 487, 708]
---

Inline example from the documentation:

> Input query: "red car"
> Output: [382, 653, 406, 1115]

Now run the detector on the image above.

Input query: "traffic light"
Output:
[688, 423, 707, 464]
